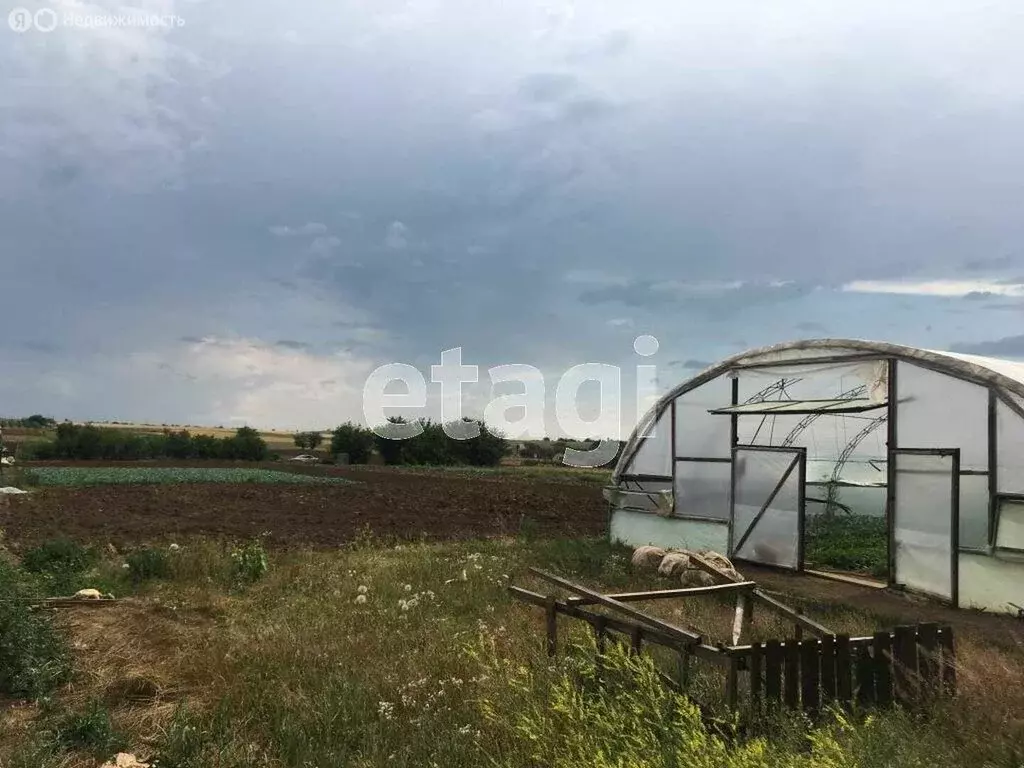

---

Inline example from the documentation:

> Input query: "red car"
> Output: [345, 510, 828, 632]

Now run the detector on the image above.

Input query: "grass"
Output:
[805, 514, 888, 577]
[22, 466, 356, 487]
[1, 535, 1022, 768]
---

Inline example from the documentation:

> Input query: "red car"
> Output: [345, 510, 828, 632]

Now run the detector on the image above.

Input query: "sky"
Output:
[2, 0, 1024, 437]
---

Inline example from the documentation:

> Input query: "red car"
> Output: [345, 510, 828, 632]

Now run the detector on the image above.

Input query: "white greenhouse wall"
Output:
[673, 376, 732, 459]
[897, 362, 989, 470]
[609, 510, 728, 553]
[958, 553, 1024, 614]
[625, 408, 672, 478]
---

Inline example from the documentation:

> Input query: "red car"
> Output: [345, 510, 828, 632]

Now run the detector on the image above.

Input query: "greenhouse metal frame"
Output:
[608, 339, 1024, 614]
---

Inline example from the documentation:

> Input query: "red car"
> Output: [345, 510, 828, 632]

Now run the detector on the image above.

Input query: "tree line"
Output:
[25, 424, 269, 461]
[329, 418, 507, 466]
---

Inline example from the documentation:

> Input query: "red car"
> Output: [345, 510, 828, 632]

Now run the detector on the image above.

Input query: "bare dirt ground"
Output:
[0, 464, 606, 549]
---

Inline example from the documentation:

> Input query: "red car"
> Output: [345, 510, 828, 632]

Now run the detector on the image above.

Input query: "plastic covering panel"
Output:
[732, 448, 803, 568]
[626, 409, 672, 478]
[610, 510, 728, 553]
[996, 499, 1024, 551]
[894, 453, 954, 600]
[959, 475, 990, 551]
[673, 461, 731, 520]
[673, 375, 732, 459]
[897, 363, 988, 470]
[996, 398, 1024, 494]
[958, 552, 1024, 613]
[738, 360, 887, 403]
[608, 478, 672, 514]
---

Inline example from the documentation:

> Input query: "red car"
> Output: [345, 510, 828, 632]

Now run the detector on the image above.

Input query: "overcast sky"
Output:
[2, 0, 1023, 435]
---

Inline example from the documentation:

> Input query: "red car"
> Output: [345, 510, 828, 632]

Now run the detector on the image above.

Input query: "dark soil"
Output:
[0, 464, 606, 549]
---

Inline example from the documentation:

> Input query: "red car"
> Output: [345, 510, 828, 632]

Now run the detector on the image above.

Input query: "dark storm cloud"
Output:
[3, 0, 1024, 425]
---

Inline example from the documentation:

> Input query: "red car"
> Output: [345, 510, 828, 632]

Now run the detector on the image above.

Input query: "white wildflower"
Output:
[169, 543, 180, 552]
[357, 585, 369, 594]
[355, 594, 367, 604]
[404, 583, 412, 592]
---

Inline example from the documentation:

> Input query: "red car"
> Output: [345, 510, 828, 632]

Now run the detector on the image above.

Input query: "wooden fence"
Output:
[511, 566, 956, 716]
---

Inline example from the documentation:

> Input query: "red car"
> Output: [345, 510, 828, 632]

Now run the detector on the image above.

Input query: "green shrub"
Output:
[0, 560, 70, 698]
[53, 700, 124, 756]
[230, 539, 269, 585]
[126, 547, 172, 583]
[22, 539, 98, 576]
[21, 539, 99, 596]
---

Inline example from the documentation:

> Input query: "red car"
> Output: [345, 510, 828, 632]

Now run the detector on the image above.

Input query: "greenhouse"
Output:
[608, 339, 1024, 614]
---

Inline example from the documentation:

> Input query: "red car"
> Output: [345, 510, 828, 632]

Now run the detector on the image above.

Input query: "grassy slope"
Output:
[2, 536, 1022, 768]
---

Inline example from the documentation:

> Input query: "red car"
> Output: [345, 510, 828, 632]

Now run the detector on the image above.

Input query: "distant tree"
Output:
[330, 422, 374, 463]
[293, 431, 324, 451]
[224, 426, 268, 461]
[374, 416, 409, 465]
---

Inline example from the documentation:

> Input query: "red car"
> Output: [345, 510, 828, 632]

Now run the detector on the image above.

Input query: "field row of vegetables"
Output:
[23, 467, 356, 487]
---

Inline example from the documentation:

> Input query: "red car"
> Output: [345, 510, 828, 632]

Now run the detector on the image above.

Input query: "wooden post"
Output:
[750, 643, 763, 712]
[630, 624, 643, 655]
[545, 594, 558, 657]
[872, 631, 893, 707]
[784, 639, 800, 709]
[677, 647, 691, 690]
[938, 626, 957, 696]
[892, 625, 919, 707]
[801, 639, 821, 715]
[726, 655, 740, 710]
[732, 591, 749, 646]
[917, 623, 939, 700]
[855, 645, 875, 706]
[820, 634, 836, 704]
[835, 634, 852, 708]
[765, 639, 783, 705]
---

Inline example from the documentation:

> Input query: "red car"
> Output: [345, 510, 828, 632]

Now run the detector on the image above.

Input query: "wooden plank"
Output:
[529, 568, 702, 644]
[820, 634, 836, 704]
[751, 589, 834, 637]
[565, 581, 757, 605]
[784, 640, 800, 709]
[544, 595, 558, 657]
[835, 634, 852, 708]
[855, 645, 875, 706]
[765, 640, 782, 704]
[688, 551, 743, 583]
[750, 642, 763, 710]
[939, 626, 957, 696]
[872, 631, 893, 707]
[917, 623, 939, 699]
[732, 592, 748, 646]
[509, 585, 728, 664]
[801, 639, 821, 715]
[892, 625, 919, 706]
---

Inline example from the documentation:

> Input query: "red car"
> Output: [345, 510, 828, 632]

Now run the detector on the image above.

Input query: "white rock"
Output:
[0, 486, 27, 494]
[74, 588, 102, 600]
[630, 545, 667, 569]
[658, 552, 691, 577]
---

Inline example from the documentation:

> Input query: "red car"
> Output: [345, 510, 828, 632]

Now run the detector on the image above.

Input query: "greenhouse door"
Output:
[892, 449, 959, 604]
[730, 446, 806, 570]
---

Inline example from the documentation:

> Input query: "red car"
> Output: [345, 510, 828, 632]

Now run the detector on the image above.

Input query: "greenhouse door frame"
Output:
[728, 445, 807, 572]
[889, 447, 960, 607]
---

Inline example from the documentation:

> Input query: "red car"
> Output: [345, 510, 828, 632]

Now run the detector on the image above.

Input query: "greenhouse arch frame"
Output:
[608, 338, 1024, 614]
